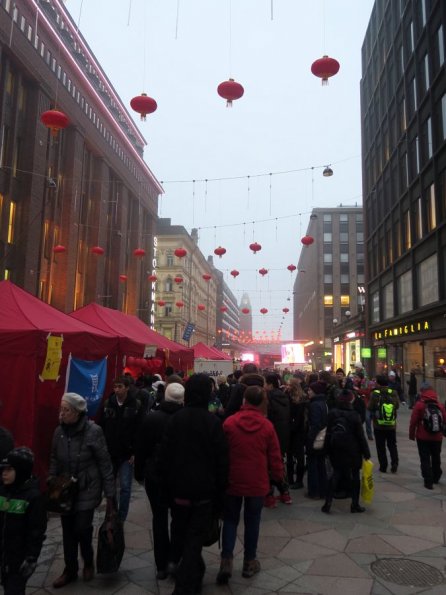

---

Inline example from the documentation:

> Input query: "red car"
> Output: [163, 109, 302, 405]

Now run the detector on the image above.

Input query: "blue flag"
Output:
[66, 356, 107, 416]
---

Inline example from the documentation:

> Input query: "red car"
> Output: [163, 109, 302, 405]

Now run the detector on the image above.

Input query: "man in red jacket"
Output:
[409, 381, 446, 490]
[216, 384, 283, 585]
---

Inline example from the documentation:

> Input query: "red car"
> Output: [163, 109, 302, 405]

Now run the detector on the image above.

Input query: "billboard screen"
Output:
[280, 343, 305, 364]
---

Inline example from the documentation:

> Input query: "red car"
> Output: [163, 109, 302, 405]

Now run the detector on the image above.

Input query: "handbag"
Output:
[46, 474, 79, 514]
[313, 426, 327, 450]
[96, 515, 125, 573]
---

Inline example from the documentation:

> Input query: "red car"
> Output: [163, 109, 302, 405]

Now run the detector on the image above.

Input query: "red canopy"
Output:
[70, 303, 193, 373]
[193, 342, 232, 360]
[0, 281, 119, 480]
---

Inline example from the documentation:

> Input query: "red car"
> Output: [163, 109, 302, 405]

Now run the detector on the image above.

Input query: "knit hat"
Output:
[336, 389, 354, 403]
[335, 368, 345, 375]
[388, 371, 396, 378]
[164, 382, 185, 404]
[1, 447, 34, 484]
[420, 381, 433, 392]
[153, 374, 163, 382]
[217, 375, 227, 385]
[61, 392, 87, 412]
[240, 373, 265, 387]
[353, 361, 363, 369]
[309, 381, 328, 394]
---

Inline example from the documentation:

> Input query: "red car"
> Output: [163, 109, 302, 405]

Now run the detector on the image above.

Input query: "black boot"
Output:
[351, 503, 366, 513]
[321, 500, 331, 514]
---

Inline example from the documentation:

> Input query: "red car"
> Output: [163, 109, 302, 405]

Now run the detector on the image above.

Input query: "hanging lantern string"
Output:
[175, 0, 180, 39]
[228, 0, 232, 76]
[127, 0, 132, 26]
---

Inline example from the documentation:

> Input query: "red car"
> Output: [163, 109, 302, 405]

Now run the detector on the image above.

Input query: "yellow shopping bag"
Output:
[361, 459, 374, 504]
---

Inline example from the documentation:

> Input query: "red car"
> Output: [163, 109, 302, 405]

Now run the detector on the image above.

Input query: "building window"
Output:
[339, 232, 349, 242]
[404, 210, 412, 250]
[324, 295, 333, 306]
[416, 197, 423, 240]
[427, 184, 436, 231]
[423, 54, 430, 92]
[340, 253, 349, 263]
[340, 295, 350, 306]
[371, 291, 380, 323]
[418, 254, 439, 306]
[356, 232, 364, 242]
[341, 273, 349, 284]
[164, 303, 173, 317]
[439, 25, 445, 67]
[414, 136, 420, 174]
[323, 232, 332, 242]
[166, 251, 174, 266]
[442, 95, 446, 140]
[323, 214, 332, 222]
[323, 253, 332, 263]
[339, 214, 348, 222]
[324, 274, 333, 283]
[165, 278, 173, 292]
[426, 117, 433, 159]
[398, 270, 413, 313]
[384, 282, 394, 319]
[7, 201, 16, 243]
[420, 0, 427, 27]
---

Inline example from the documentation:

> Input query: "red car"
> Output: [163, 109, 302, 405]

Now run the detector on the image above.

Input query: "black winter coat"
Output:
[324, 404, 370, 470]
[98, 393, 143, 461]
[307, 394, 328, 452]
[0, 477, 47, 573]
[267, 388, 291, 455]
[134, 400, 183, 483]
[158, 405, 229, 503]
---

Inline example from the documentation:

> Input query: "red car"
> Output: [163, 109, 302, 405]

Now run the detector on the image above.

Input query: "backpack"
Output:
[423, 402, 443, 434]
[330, 415, 351, 450]
[376, 389, 396, 427]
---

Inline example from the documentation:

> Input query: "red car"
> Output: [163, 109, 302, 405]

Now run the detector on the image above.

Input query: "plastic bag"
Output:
[96, 515, 125, 573]
[361, 459, 374, 504]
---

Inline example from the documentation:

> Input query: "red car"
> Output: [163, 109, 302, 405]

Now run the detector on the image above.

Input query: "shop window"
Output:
[434, 352, 446, 377]
[417, 254, 439, 306]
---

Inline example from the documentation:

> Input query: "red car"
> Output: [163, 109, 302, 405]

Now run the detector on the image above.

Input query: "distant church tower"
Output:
[239, 293, 252, 336]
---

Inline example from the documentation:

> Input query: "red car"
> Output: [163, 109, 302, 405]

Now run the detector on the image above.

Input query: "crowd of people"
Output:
[0, 361, 444, 595]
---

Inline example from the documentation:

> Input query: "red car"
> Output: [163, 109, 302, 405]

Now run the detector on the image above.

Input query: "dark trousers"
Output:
[417, 439, 442, 486]
[145, 479, 174, 571]
[325, 467, 360, 507]
[60, 509, 95, 574]
[171, 500, 212, 595]
[1, 572, 27, 595]
[221, 495, 263, 561]
[306, 451, 327, 498]
[373, 428, 398, 471]
[287, 434, 306, 484]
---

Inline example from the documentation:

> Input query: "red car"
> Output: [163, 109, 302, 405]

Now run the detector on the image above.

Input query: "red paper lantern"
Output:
[176, 300, 184, 308]
[174, 276, 183, 284]
[282, 307, 290, 313]
[147, 274, 157, 282]
[202, 273, 212, 281]
[214, 246, 226, 258]
[197, 304, 206, 311]
[133, 248, 146, 258]
[241, 307, 250, 314]
[130, 93, 157, 120]
[259, 268, 268, 277]
[40, 109, 69, 136]
[91, 246, 104, 255]
[287, 264, 297, 273]
[230, 269, 239, 278]
[301, 235, 314, 246]
[249, 242, 262, 254]
[174, 248, 187, 258]
[260, 308, 268, 314]
[217, 78, 244, 107]
[126, 356, 136, 366]
[119, 274, 128, 282]
[53, 244, 66, 254]
[311, 55, 340, 85]
[157, 300, 166, 307]
[220, 306, 228, 313]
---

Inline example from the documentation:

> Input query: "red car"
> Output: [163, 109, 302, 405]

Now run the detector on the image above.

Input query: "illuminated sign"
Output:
[281, 343, 305, 364]
[377, 347, 387, 358]
[241, 353, 255, 362]
[373, 320, 430, 340]
[150, 236, 157, 328]
[361, 347, 372, 358]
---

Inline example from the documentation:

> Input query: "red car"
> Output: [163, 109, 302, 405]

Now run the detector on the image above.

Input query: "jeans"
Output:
[60, 509, 95, 574]
[306, 452, 327, 498]
[374, 428, 398, 471]
[221, 495, 263, 561]
[170, 500, 212, 594]
[113, 459, 133, 522]
[417, 439, 442, 486]
[145, 479, 174, 571]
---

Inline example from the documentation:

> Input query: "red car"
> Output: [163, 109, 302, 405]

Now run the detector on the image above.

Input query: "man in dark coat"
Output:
[322, 389, 371, 513]
[158, 374, 229, 595]
[224, 364, 259, 418]
[306, 381, 329, 499]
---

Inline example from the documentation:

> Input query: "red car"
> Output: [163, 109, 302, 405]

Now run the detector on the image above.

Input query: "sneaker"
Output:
[279, 492, 292, 505]
[216, 557, 233, 585]
[242, 559, 261, 578]
[263, 494, 277, 508]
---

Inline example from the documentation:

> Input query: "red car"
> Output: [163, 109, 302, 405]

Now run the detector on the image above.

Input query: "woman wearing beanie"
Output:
[134, 382, 185, 580]
[322, 389, 371, 514]
[0, 447, 47, 595]
[48, 393, 115, 588]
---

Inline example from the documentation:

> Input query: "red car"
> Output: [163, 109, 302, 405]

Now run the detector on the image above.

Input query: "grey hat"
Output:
[61, 392, 87, 412]
[164, 382, 185, 404]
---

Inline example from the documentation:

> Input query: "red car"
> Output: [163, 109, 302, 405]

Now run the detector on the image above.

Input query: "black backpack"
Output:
[423, 402, 443, 434]
[330, 415, 351, 450]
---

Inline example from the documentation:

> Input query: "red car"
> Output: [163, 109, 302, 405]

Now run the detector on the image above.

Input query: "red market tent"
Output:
[70, 303, 193, 374]
[0, 281, 119, 480]
[193, 342, 232, 361]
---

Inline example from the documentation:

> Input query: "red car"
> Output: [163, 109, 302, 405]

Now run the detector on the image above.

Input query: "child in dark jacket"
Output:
[0, 447, 47, 595]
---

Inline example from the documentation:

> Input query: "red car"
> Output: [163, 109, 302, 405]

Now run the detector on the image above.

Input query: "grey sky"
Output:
[66, 0, 374, 341]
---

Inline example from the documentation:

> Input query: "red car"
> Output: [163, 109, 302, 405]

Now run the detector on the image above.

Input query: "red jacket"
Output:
[223, 404, 283, 497]
[409, 390, 446, 442]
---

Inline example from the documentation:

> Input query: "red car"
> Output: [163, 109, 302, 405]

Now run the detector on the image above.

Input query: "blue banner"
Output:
[66, 356, 107, 416]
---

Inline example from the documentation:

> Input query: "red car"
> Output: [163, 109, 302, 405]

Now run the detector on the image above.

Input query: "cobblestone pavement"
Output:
[27, 407, 446, 594]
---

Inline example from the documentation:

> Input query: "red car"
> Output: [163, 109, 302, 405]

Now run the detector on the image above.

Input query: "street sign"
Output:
[182, 322, 195, 341]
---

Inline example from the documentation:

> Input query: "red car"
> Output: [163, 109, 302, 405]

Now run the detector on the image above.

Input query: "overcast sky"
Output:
[65, 0, 375, 341]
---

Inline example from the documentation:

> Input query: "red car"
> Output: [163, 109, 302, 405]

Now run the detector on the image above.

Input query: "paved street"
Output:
[28, 406, 446, 594]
